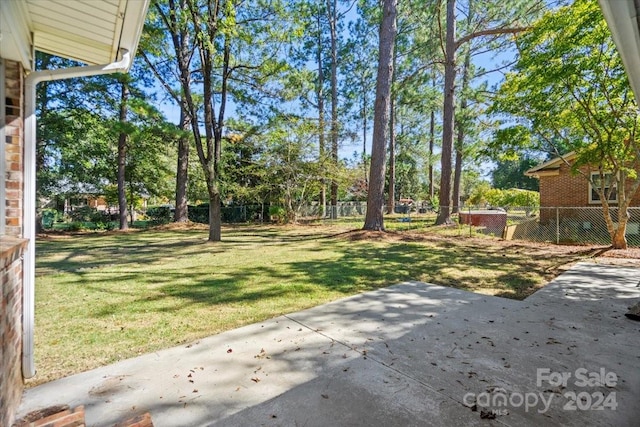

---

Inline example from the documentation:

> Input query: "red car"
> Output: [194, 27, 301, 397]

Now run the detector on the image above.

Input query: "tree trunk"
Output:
[363, 0, 397, 231]
[117, 81, 129, 231]
[601, 192, 627, 249]
[174, 106, 189, 222]
[387, 91, 396, 214]
[436, 0, 457, 225]
[452, 147, 462, 213]
[452, 0, 473, 215]
[317, 10, 327, 218]
[328, 0, 339, 219]
[612, 226, 628, 249]
[362, 77, 368, 187]
[208, 191, 221, 241]
[429, 84, 435, 202]
[611, 201, 629, 249]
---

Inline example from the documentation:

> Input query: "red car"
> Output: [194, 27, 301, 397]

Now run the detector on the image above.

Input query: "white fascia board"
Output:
[117, 0, 150, 70]
[0, 0, 33, 69]
[598, 0, 640, 106]
[525, 152, 576, 176]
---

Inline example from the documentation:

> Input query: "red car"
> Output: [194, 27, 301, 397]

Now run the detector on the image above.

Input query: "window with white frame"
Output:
[589, 172, 617, 204]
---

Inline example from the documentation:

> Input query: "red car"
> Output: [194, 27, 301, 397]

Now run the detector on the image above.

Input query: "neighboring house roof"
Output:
[0, 0, 149, 70]
[598, 0, 640, 106]
[524, 152, 577, 178]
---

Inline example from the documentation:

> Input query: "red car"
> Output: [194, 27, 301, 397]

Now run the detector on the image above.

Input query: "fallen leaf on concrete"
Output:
[480, 410, 496, 419]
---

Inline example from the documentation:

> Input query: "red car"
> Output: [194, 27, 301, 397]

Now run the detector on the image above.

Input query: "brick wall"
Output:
[4, 59, 24, 236]
[1, 59, 25, 427]
[1, 238, 27, 427]
[539, 163, 589, 207]
[540, 162, 640, 208]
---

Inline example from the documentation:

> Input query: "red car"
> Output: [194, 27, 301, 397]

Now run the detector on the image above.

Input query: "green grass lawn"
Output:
[31, 223, 592, 386]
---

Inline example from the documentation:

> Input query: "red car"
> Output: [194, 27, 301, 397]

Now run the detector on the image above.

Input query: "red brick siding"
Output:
[4, 60, 24, 236]
[1, 239, 27, 427]
[1, 59, 25, 427]
[539, 163, 640, 208]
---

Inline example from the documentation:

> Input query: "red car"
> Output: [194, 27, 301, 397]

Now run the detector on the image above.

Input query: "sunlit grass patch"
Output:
[31, 224, 590, 386]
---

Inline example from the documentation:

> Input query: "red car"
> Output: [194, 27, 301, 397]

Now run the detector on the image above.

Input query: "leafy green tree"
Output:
[435, 0, 545, 225]
[492, 157, 540, 191]
[140, 10, 193, 223]
[342, 14, 378, 189]
[146, 0, 293, 240]
[493, 0, 640, 248]
[35, 53, 173, 226]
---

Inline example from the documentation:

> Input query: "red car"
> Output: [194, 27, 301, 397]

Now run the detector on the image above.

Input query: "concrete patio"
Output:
[17, 262, 640, 426]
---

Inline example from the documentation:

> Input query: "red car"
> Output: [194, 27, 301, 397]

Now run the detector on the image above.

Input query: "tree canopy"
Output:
[492, 0, 640, 248]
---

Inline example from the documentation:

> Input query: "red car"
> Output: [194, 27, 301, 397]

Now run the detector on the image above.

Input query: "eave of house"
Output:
[0, 0, 149, 71]
[598, 0, 640, 106]
[524, 152, 576, 178]
[526, 169, 560, 178]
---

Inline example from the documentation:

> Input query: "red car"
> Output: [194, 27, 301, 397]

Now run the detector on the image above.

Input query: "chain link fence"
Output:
[501, 206, 640, 247]
[180, 202, 640, 247]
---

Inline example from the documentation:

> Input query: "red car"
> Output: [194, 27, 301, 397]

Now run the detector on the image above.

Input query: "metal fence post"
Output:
[556, 207, 560, 245]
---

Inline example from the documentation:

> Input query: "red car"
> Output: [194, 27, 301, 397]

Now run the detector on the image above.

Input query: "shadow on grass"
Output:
[36, 227, 593, 325]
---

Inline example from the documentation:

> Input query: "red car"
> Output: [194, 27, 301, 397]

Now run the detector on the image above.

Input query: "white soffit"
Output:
[598, 0, 640, 106]
[0, 0, 149, 70]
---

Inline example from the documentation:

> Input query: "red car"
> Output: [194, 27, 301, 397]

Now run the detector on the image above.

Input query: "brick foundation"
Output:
[1, 237, 27, 427]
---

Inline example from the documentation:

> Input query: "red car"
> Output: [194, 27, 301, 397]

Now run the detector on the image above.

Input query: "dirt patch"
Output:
[152, 221, 208, 231]
[336, 228, 640, 271]
[338, 228, 601, 252]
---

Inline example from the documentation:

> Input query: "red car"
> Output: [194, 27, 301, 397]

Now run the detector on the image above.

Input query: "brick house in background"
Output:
[525, 152, 640, 207]
[525, 152, 640, 227]
[0, 1, 148, 425]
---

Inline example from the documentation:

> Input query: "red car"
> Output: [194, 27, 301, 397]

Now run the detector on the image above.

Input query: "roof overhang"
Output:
[0, 0, 149, 71]
[525, 152, 576, 178]
[598, 0, 640, 106]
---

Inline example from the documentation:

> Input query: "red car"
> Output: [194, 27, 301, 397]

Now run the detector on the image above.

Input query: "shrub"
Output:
[64, 222, 86, 232]
[468, 186, 539, 210]
[41, 209, 63, 229]
[147, 206, 173, 225]
[69, 206, 110, 223]
[268, 205, 286, 223]
[188, 204, 209, 224]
